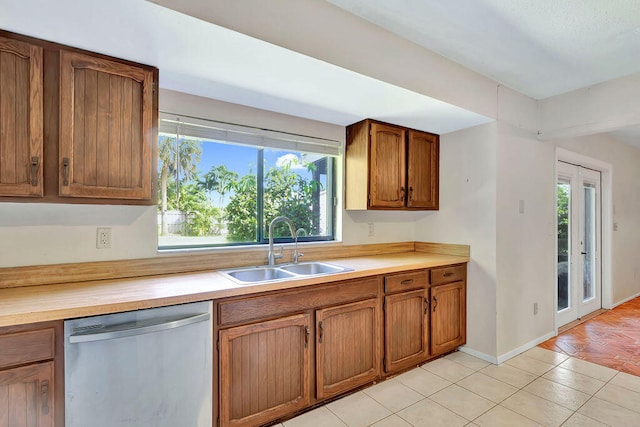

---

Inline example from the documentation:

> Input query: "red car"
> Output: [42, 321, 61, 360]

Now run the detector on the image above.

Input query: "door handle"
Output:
[581, 252, 587, 255]
[69, 312, 210, 343]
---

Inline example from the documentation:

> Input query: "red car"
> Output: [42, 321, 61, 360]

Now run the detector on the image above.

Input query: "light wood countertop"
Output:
[0, 251, 468, 328]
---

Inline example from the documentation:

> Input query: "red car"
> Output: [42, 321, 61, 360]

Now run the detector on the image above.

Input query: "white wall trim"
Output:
[495, 331, 557, 364]
[458, 346, 498, 365]
[554, 148, 613, 325]
[612, 291, 640, 308]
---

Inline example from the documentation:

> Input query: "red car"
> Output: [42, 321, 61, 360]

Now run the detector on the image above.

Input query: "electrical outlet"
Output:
[96, 227, 112, 249]
[368, 223, 375, 237]
[533, 302, 538, 315]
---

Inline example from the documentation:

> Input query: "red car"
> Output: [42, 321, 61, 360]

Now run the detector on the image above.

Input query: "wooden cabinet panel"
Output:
[59, 50, 154, 200]
[219, 313, 311, 427]
[384, 270, 429, 293]
[384, 289, 430, 373]
[369, 122, 406, 208]
[218, 277, 379, 327]
[431, 281, 466, 355]
[0, 362, 54, 427]
[0, 329, 54, 369]
[0, 36, 43, 197]
[431, 264, 466, 285]
[316, 299, 380, 400]
[407, 131, 439, 209]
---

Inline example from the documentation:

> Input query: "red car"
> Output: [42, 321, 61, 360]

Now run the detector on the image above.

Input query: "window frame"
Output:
[157, 113, 339, 250]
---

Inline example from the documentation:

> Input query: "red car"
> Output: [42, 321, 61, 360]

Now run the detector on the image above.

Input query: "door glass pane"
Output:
[557, 181, 570, 311]
[583, 183, 596, 301]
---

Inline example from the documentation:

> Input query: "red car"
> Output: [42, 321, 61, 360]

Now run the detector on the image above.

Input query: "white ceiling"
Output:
[327, 0, 640, 100]
[2, 0, 640, 146]
[0, 0, 491, 135]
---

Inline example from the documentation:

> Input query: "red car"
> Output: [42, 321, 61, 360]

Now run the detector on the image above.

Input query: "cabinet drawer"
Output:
[430, 265, 466, 285]
[0, 328, 55, 369]
[385, 270, 428, 293]
[218, 277, 380, 327]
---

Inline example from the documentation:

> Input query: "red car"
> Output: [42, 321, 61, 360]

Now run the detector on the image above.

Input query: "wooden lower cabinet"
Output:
[431, 281, 466, 356]
[218, 313, 311, 427]
[0, 362, 54, 427]
[384, 289, 430, 373]
[316, 299, 380, 400]
[0, 321, 61, 427]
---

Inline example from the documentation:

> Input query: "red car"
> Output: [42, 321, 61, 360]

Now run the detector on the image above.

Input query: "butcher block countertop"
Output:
[0, 246, 469, 328]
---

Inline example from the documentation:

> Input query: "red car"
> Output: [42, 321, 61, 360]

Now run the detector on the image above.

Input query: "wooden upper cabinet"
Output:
[345, 119, 439, 210]
[0, 36, 43, 197]
[370, 122, 406, 208]
[407, 130, 439, 209]
[59, 50, 154, 200]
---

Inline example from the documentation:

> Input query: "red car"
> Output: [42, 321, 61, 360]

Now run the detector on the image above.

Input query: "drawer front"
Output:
[430, 264, 466, 285]
[218, 277, 381, 327]
[0, 328, 55, 369]
[384, 270, 428, 293]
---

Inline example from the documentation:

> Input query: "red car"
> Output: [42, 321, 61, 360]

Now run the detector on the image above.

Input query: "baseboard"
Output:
[612, 291, 640, 308]
[495, 331, 557, 364]
[457, 346, 498, 365]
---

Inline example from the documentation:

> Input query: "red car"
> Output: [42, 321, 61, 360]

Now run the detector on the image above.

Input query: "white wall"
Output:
[0, 90, 419, 268]
[495, 123, 556, 357]
[415, 122, 498, 358]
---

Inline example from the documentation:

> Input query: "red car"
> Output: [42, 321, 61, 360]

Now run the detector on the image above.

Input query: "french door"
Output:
[556, 161, 602, 327]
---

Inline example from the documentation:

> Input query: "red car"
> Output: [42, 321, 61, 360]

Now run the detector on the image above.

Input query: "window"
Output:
[157, 114, 338, 249]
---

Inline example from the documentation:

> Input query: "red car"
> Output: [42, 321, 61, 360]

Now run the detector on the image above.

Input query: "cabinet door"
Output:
[384, 289, 430, 373]
[0, 36, 43, 197]
[431, 281, 466, 355]
[407, 130, 438, 209]
[0, 362, 54, 427]
[59, 50, 155, 200]
[316, 298, 380, 400]
[369, 122, 406, 208]
[219, 313, 311, 427]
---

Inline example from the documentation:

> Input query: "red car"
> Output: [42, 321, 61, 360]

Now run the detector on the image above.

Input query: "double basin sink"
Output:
[221, 261, 353, 285]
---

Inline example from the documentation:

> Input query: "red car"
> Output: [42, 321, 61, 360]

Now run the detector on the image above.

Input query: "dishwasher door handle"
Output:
[69, 312, 210, 343]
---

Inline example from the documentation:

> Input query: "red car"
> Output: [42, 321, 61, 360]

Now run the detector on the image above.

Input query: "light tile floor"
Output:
[274, 348, 640, 427]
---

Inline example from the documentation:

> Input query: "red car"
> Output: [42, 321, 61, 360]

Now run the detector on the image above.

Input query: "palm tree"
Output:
[200, 165, 238, 210]
[158, 135, 202, 235]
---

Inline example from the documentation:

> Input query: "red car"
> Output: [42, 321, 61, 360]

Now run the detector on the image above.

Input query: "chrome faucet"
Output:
[268, 216, 303, 265]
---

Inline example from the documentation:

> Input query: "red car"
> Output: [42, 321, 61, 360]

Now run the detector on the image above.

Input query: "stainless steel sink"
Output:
[223, 267, 297, 283]
[220, 262, 352, 285]
[279, 262, 350, 276]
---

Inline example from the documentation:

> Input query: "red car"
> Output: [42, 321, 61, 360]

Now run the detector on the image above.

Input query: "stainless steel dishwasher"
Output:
[64, 301, 212, 427]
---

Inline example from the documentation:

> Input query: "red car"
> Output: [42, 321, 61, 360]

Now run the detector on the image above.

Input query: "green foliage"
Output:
[264, 161, 319, 238]
[224, 174, 258, 241]
[180, 184, 221, 237]
[557, 184, 570, 257]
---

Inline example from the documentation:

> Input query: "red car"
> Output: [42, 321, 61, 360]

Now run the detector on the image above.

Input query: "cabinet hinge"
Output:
[152, 81, 157, 93]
